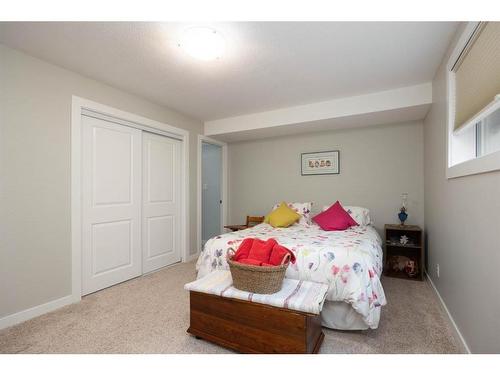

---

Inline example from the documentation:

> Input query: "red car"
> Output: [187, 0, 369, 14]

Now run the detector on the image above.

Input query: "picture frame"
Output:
[301, 150, 340, 175]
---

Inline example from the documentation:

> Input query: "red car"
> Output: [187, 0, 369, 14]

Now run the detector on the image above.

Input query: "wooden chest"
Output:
[187, 291, 324, 354]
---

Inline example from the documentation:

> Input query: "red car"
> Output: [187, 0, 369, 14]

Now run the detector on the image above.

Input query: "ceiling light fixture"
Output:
[178, 27, 225, 61]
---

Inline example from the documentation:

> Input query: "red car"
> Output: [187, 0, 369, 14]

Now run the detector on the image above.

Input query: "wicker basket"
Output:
[226, 249, 290, 294]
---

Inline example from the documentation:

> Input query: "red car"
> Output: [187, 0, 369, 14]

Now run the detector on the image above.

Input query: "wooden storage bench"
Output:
[187, 291, 324, 354]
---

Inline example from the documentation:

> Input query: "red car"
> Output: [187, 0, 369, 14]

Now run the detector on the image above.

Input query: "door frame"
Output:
[197, 135, 228, 257]
[71, 96, 190, 302]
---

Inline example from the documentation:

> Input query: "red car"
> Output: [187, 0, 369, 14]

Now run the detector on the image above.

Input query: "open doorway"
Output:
[202, 142, 222, 246]
[197, 135, 227, 255]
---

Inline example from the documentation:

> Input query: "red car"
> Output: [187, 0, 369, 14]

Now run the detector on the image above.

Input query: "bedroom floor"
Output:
[0, 261, 462, 354]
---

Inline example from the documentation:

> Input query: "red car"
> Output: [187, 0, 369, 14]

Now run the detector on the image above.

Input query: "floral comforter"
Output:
[196, 223, 386, 328]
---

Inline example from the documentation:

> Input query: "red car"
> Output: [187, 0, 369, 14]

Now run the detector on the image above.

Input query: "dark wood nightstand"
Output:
[224, 216, 265, 232]
[224, 224, 248, 232]
[384, 224, 424, 281]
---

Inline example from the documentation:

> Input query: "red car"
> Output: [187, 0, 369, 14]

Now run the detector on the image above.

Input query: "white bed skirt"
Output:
[321, 301, 381, 330]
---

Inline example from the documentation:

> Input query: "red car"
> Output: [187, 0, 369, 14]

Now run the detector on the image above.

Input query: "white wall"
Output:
[228, 121, 424, 234]
[424, 25, 500, 353]
[0, 44, 203, 319]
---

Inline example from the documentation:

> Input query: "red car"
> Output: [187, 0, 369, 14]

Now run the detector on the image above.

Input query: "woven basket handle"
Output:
[226, 248, 236, 261]
[281, 253, 291, 265]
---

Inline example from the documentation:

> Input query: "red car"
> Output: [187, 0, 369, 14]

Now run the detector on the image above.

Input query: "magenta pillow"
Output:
[312, 201, 358, 231]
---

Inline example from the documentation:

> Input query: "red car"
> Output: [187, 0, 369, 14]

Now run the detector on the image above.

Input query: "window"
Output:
[477, 106, 500, 157]
[447, 22, 500, 178]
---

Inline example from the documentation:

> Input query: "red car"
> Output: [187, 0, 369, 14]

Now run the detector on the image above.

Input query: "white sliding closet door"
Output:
[81, 115, 142, 295]
[142, 132, 182, 273]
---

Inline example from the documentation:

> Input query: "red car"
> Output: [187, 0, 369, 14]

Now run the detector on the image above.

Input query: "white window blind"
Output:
[453, 22, 500, 131]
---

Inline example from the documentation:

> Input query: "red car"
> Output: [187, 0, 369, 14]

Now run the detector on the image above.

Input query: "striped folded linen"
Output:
[184, 270, 328, 315]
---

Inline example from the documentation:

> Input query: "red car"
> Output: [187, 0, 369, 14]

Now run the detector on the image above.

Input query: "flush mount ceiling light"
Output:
[178, 27, 225, 61]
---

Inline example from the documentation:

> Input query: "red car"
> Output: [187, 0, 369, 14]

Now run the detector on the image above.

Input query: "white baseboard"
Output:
[0, 294, 74, 331]
[426, 273, 471, 354]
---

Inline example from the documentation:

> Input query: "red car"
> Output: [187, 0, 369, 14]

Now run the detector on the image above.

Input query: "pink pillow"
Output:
[312, 201, 358, 231]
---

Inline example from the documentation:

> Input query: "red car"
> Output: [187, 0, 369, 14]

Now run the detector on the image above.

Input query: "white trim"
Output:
[81, 108, 184, 140]
[196, 135, 228, 258]
[0, 295, 74, 330]
[446, 22, 481, 74]
[447, 149, 500, 179]
[426, 273, 471, 354]
[445, 22, 500, 179]
[71, 96, 190, 303]
[447, 96, 500, 179]
[71, 97, 83, 303]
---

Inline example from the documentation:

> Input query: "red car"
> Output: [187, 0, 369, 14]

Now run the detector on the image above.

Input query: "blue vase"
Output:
[398, 210, 408, 225]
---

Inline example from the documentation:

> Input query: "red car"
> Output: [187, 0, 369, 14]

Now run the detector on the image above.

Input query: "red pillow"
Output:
[248, 238, 277, 263]
[269, 244, 296, 265]
[312, 201, 358, 231]
[238, 258, 262, 266]
[233, 238, 254, 261]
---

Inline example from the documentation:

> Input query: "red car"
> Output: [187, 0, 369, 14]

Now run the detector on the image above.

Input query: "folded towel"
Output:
[233, 238, 296, 267]
[269, 244, 296, 265]
[247, 238, 277, 263]
[233, 238, 253, 261]
[238, 258, 262, 266]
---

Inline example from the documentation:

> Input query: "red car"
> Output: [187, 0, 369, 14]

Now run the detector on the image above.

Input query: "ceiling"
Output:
[0, 22, 458, 121]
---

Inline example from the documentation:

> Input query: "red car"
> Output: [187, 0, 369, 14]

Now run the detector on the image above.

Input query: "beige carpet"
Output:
[0, 261, 462, 354]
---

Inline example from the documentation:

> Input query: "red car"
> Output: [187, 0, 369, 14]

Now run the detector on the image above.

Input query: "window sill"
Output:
[447, 150, 500, 179]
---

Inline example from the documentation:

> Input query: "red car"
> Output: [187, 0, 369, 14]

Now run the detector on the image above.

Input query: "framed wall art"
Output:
[301, 150, 340, 175]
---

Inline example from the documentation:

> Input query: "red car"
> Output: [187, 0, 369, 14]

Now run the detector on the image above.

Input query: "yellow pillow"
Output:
[264, 202, 301, 228]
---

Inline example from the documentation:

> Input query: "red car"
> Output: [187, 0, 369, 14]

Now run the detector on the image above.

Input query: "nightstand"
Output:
[384, 224, 424, 281]
[224, 216, 265, 232]
[224, 224, 248, 232]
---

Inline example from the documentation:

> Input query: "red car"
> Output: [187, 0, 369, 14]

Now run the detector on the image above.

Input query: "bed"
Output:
[196, 221, 386, 330]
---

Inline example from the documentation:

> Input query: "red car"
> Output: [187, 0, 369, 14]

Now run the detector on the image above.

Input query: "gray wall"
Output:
[423, 26, 500, 353]
[228, 121, 424, 234]
[0, 44, 203, 319]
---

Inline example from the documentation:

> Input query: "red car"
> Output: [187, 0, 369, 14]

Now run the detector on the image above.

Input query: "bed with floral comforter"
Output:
[196, 223, 386, 329]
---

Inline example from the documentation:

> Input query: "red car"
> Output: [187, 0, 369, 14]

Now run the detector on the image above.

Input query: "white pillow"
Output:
[322, 203, 372, 226]
[271, 202, 313, 225]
